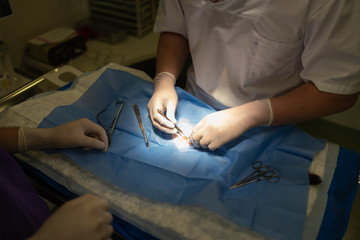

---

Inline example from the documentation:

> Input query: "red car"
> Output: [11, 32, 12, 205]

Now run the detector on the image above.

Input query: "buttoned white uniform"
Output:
[154, 0, 360, 109]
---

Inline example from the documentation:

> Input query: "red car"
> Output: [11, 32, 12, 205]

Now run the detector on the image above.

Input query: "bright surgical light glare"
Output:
[172, 134, 190, 149]
[172, 120, 193, 150]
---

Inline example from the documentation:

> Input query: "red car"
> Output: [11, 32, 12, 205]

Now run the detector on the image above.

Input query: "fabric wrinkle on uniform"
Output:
[154, 0, 360, 108]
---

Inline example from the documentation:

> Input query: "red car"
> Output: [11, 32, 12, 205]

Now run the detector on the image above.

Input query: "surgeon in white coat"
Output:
[147, 0, 360, 150]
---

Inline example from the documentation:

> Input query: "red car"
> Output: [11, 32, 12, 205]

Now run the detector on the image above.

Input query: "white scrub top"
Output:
[154, 0, 360, 108]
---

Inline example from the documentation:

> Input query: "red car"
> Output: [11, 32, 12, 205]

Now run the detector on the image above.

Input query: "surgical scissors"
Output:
[230, 161, 280, 189]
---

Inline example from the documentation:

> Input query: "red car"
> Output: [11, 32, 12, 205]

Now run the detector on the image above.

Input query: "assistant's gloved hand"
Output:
[191, 99, 273, 151]
[147, 72, 178, 134]
[18, 118, 108, 153]
[28, 194, 113, 240]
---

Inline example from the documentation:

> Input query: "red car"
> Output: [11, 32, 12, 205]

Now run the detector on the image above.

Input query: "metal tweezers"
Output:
[157, 109, 192, 145]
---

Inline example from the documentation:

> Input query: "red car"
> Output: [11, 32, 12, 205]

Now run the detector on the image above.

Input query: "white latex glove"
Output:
[18, 118, 108, 152]
[147, 72, 178, 134]
[28, 194, 113, 240]
[191, 99, 273, 151]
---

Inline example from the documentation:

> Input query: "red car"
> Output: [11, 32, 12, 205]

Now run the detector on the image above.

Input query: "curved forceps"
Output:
[230, 161, 280, 189]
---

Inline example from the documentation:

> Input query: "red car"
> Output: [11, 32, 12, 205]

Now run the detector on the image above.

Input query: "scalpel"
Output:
[133, 104, 149, 148]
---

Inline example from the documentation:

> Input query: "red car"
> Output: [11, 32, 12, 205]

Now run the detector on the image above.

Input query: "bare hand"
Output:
[28, 194, 113, 240]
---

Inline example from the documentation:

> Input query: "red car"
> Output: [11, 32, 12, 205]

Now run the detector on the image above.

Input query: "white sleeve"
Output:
[301, 0, 360, 94]
[153, 0, 188, 38]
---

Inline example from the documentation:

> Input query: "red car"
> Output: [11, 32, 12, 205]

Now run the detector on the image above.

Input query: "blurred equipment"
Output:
[0, 41, 29, 98]
[0, 0, 12, 18]
[90, 21, 128, 44]
[88, 0, 159, 37]
[0, 0, 29, 99]
[0, 64, 82, 113]
[26, 26, 86, 66]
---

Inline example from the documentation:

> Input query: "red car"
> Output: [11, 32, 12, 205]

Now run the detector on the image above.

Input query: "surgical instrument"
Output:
[157, 109, 192, 145]
[134, 104, 149, 148]
[230, 161, 280, 189]
[96, 101, 124, 146]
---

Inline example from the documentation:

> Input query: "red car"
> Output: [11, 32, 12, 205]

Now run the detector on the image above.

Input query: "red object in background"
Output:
[77, 24, 97, 41]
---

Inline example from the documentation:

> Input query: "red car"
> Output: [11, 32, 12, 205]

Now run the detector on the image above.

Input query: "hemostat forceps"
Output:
[96, 101, 124, 146]
[230, 161, 280, 189]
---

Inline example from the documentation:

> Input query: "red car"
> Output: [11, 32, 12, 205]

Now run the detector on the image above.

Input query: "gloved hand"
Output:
[191, 99, 273, 151]
[147, 72, 178, 134]
[28, 194, 113, 240]
[18, 118, 108, 152]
